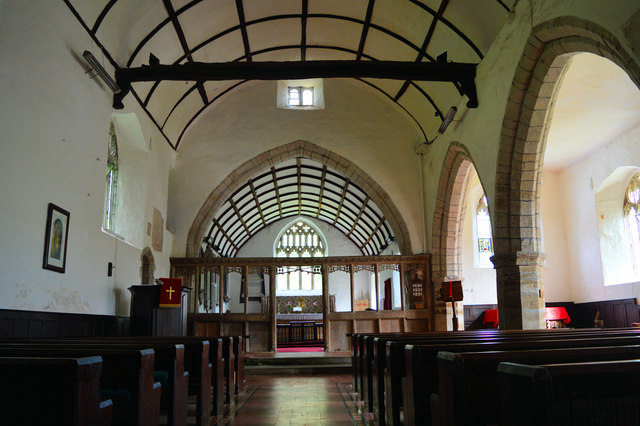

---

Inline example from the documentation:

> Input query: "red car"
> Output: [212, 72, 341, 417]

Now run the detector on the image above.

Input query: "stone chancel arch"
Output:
[186, 140, 412, 258]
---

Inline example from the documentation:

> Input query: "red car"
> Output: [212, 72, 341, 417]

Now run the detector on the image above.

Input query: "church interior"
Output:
[2, 0, 640, 424]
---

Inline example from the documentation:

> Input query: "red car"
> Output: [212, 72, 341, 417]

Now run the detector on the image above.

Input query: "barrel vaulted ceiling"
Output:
[65, 0, 516, 256]
[67, 0, 515, 149]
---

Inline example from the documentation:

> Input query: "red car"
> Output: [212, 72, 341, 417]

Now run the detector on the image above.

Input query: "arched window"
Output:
[624, 173, 640, 272]
[103, 121, 119, 231]
[275, 220, 326, 292]
[475, 195, 494, 268]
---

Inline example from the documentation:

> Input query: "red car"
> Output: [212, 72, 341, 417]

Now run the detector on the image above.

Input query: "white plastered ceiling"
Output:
[544, 53, 640, 171]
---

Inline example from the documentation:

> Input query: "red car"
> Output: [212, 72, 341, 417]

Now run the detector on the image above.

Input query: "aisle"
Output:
[214, 374, 371, 425]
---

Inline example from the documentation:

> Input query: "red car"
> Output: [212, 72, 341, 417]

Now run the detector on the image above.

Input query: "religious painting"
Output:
[42, 203, 70, 273]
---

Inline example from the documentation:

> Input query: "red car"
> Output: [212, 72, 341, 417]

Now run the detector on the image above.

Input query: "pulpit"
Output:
[128, 282, 191, 336]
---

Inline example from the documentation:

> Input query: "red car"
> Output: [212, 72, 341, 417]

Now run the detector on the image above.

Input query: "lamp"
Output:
[83, 50, 121, 93]
[437, 106, 457, 134]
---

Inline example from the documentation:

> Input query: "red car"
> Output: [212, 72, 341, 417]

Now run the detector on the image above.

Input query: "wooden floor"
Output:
[207, 373, 371, 425]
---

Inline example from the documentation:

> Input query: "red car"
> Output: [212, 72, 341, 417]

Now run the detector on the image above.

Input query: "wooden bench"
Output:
[403, 333, 640, 426]
[0, 346, 161, 426]
[1, 340, 189, 426]
[498, 359, 640, 425]
[0, 355, 113, 426]
[433, 344, 640, 426]
[81, 336, 214, 426]
[366, 328, 640, 425]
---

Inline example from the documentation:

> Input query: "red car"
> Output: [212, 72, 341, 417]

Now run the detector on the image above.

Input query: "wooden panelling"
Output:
[405, 318, 430, 332]
[327, 320, 351, 352]
[248, 322, 270, 352]
[464, 304, 498, 330]
[0, 308, 129, 338]
[547, 298, 639, 329]
[380, 319, 402, 332]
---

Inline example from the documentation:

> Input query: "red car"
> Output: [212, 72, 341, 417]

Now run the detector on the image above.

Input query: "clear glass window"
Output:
[275, 221, 325, 290]
[302, 88, 313, 106]
[288, 88, 300, 106]
[288, 87, 313, 107]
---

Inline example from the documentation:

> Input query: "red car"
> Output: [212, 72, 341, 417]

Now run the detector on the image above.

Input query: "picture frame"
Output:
[43, 203, 70, 273]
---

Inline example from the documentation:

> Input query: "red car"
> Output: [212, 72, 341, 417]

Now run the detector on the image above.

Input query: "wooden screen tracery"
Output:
[172, 254, 431, 352]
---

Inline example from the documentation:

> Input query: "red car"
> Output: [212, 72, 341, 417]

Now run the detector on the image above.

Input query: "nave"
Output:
[219, 374, 364, 426]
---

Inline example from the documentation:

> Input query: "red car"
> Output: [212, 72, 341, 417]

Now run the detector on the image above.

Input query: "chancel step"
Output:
[245, 353, 351, 375]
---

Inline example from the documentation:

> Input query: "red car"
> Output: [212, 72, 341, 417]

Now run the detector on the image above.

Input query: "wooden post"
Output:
[374, 263, 380, 311]
[269, 266, 277, 352]
[399, 262, 407, 331]
[243, 265, 249, 314]
[195, 266, 201, 314]
[349, 264, 355, 312]
[218, 266, 224, 314]
[322, 265, 330, 352]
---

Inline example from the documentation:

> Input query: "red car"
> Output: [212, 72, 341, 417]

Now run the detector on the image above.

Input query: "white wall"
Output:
[0, 1, 176, 316]
[540, 170, 573, 301]
[460, 174, 498, 305]
[541, 122, 640, 304]
[170, 78, 425, 257]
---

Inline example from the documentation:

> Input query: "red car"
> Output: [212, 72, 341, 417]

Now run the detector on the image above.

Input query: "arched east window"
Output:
[475, 195, 494, 268]
[275, 220, 326, 292]
[103, 121, 119, 232]
[624, 173, 640, 272]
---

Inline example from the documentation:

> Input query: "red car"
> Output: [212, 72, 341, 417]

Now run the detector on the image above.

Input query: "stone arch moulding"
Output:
[431, 142, 481, 330]
[140, 247, 155, 285]
[186, 140, 413, 257]
[494, 16, 640, 330]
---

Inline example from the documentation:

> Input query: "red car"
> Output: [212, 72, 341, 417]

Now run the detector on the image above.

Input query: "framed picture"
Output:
[43, 203, 70, 273]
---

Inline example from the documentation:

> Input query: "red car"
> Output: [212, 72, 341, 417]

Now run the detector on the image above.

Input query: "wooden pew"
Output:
[89, 336, 216, 425]
[0, 346, 161, 426]
[1, 340, 188, 426]
[433, 345, 640, 426]
[498, 359, 640, 425]
[359, 329, 640, 425]
[372, 328, 640, 425]
[0, 356, 113, 426]
[403, 334, 640, 426]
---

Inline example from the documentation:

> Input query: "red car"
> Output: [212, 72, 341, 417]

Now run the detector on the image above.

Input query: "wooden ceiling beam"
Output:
[114, 59, 478, 108]
[316, 166, 327, 218]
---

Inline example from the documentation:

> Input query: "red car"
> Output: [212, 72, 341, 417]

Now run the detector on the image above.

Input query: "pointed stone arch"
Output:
[494, 16, 640, 329]
[186, 140, 412, 257]
[431, 143, 487, 330]
[140, 247, 155, 284]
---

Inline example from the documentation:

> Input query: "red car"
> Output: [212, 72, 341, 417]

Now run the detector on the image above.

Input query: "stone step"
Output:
[244, 353, 351, 375]
[245, 363, 351, 376]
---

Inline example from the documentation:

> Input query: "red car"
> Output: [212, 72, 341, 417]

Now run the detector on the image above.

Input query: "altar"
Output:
[276, 313, 324, 345]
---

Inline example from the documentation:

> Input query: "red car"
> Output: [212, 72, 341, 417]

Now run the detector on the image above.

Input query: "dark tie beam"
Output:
[113, 60, 478, 109]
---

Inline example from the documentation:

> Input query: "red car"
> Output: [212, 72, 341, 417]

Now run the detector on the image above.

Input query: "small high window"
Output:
[475, 196, 494, 268]
[287, 87, 313, 107]
[103, 121, 119, 232]
[624, 173, 640, 272]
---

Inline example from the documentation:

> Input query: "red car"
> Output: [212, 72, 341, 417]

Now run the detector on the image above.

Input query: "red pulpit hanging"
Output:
[158, 278, 182, 308]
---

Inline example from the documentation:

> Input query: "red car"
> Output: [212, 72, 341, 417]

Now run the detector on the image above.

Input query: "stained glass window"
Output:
[103, 121, 119, 231]
[624, 173, 640, 272]
[476, 196, 493, 268]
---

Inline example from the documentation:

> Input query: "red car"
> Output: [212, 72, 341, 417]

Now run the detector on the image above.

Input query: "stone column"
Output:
[493, 251, 546, 329]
